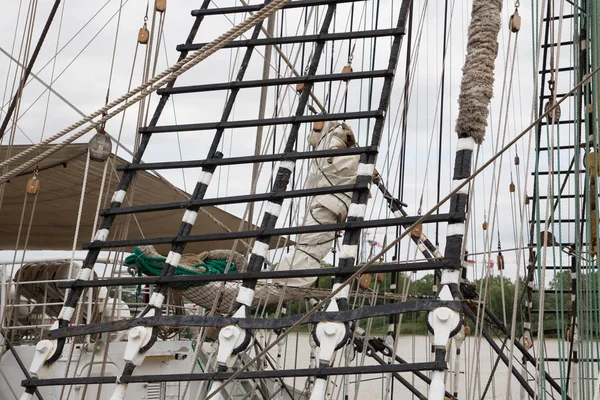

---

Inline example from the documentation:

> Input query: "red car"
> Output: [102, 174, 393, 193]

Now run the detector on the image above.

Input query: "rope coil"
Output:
[124, 247, 238, 290]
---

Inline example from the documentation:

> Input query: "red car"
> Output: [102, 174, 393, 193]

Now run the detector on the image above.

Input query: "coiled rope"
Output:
[124, 247, 238, 290]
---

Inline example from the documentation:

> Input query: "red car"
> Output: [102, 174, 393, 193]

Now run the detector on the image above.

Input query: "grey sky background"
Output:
[0, 0, 581, 286]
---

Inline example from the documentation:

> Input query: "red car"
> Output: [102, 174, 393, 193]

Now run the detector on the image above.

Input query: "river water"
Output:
[268, 334, 596, 399]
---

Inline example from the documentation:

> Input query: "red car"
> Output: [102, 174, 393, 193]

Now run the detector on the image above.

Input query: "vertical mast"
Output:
[427, 1, 503, 399]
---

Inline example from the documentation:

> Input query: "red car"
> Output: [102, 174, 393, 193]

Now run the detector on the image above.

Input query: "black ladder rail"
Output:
[205, 3, 340, 396]
[22, 361, 446, 388]
[42, 300, 457, 341]
[44, 0, 214, 366]
[58, 259, 454, 290]
[138, 110, 382, 133]
[82, 212, 464, 250]
[156, 69, 393, 95]
[117, 145, 379, 172]
[106, 3, 272, 389]
[191, 0, 363, 16]
[178, 28, 401, 52]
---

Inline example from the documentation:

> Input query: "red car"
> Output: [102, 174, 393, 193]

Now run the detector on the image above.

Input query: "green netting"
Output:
[125, 247, 238, 290]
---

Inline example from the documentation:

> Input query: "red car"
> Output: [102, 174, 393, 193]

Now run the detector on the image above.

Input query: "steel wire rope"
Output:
[534, 1, 567, 395]
[1, 0, 43, 336]
[74, 2, 132, 392]
[0, 0, 113, 112]
[0, 0, 61, 142]
[1, 0, 38, 145]
[0, 0, 301, 183]
[0, 0, 131, 139]
[57, 150, 91, 399]
[0, 0, 26, 130]
[38, 0, 66, 145]
[0, 0, 39, 209]
[545, 0, 571, 393]
[2, 182, 39, 334]
[211, 0, 326, 113]
[481, 5, 523, 332]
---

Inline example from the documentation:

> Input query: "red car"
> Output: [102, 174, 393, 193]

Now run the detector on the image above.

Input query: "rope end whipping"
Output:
[454, 0, 503, 144]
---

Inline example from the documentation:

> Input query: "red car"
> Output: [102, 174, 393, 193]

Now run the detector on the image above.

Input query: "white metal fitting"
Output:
[29, 339, 57, 376]
[109, 383, 128, 400]
[309, 377, 328, 400]
[428, 370, 446, 400]
[427, 306, 461, 347]
[216, 324, 247, 366]
[207, 381, 227, 400]
[19, 392, 33, 400]
[123, 325, 153, 365]
[314, 300, 347, 364]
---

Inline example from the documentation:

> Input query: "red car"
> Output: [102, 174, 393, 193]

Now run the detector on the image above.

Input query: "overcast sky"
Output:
[0, 0, 584, 287]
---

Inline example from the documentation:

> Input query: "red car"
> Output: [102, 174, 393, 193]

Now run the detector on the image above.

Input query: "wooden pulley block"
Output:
[509, 9, 521, 33]
[341, 64, 353, 81]
[296, 82, 305, 93]
[155, 0, 166, 12]
[586, 152, 600, 178]
[544, 100, 561, 124]
[509, 182, 515, 193]
[410, 223, 423, 238]
[497, 253, 505, 270]
[26, 176, 40, 195]
[524, 194, 529, 205]
[376, 273, 385, 283]
[591, 210, 598, 255]
[566, 326, 574, 342]
[482, 221, 488, 231]
[313, 120, 325, 132]
[138, 25, 149, 44]
[540, 231, 555, 246]
[522, 336, 533, 350]
[359, 274, 371, 289]
[463, 325, 471, 335]
[514, 155, 520, 165]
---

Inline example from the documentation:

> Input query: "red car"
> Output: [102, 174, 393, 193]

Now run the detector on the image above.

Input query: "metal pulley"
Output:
[544, 80, 561, 124]
[138, 24, 149, 44]
[88, 130, 112, 162]
[544, 100, 561, 124]
[509, 9, 521, 33]
[26, 171, 40, 195]
[155, 0, 166, 12]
